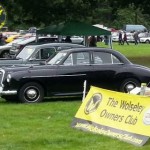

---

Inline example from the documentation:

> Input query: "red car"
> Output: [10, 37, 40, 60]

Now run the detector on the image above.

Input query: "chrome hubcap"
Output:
[126, 84, 135, 92]
[26, 89, 37, 99]
[3, 53, 10, 58]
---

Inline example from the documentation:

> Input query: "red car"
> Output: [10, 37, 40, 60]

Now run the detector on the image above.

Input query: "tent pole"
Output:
[36, 33, 38, 43]
[84, 36, 89, 47]
[108, 35, 113, 49]
[58, 35, 62, 42]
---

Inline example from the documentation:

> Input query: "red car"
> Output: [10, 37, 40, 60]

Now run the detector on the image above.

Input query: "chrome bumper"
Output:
[0, 87, 17, 95]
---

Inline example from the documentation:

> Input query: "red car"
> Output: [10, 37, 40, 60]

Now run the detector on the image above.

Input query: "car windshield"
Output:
[47, 52, 68, 65]
[16, 47, 35, 60]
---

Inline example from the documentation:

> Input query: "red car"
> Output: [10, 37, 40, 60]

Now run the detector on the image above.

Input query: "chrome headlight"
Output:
[7, 74, 12, 82]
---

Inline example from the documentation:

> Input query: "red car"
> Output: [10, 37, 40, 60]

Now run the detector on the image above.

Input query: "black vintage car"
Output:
[0, 47, 150, 103]
[0, 43, 85, 67]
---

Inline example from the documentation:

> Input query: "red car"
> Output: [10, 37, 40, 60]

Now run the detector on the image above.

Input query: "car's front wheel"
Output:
[0, 51, 10, 58]
[18, 82, 44, 103]
[120, 78, 140, 93]
[145, 40, 150, 44]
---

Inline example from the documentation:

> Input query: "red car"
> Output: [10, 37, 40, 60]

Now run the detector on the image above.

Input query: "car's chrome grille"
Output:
[0, 72, 3, 84]
[0, 69, 5, 86]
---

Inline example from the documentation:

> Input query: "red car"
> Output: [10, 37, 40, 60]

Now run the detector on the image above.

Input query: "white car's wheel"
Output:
[0, 51, 10, 58]
[145, 40, 150, 44]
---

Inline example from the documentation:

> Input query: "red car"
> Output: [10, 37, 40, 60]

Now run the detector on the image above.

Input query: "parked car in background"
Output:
[2, 32, 18, 38]
[28, 27, 37, 33]
[5, 34, 22, 43]
[62, 36, 84, 44]
[1, 47, 150, 103]
[112, 32, 134, 42]
[123, 24, 148, 32]
[126, 32, 134, 42]
[111, 32, 119, 42]
[0, 43, 85, 67]
[0, 37, 27, 58]
[9, 36, 58, 56]
[70, 36, 84, 44]
[140, 37, 150, 43]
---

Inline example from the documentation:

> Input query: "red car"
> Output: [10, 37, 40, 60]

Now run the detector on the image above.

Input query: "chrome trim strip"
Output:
[0, 69, 5, 86]
[22, 74, 86, 78]
[0, 90, 17, 95]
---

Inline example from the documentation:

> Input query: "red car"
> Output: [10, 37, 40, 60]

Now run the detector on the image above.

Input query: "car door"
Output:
[47, 51, 95, 95]
[91, 51, 124, 90]
[28, 47, 56, 64]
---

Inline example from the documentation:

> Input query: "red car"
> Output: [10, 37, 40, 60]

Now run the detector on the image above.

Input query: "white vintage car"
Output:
[70, 36, 84, 44]
[62, 36, 84, 44]
[112, 32, 134, 42]
[140, 37, 150, 43]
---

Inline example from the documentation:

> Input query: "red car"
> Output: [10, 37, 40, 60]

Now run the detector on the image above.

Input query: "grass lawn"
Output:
[97, 42, 150, 67]
[1, 98, 150, 150]
[0, 42, 150, 150]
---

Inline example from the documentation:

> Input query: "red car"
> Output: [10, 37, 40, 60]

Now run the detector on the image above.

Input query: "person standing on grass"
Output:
[118, 31, 123, 45]
[133, 31, 140, 45]
[65, 36, 72, 43]
[89, 36, 97, 47]
[104, 35, 109, 45]
[122, 32, 129, 45]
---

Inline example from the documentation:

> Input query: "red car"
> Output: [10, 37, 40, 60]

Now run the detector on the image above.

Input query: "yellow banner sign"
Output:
[72, 86, 150, 146]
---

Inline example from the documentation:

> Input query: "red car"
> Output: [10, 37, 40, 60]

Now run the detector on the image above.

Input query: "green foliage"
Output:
[1, 0, 102, 28]
[112, 4, 150, 29]
[1, 0, 150, 30]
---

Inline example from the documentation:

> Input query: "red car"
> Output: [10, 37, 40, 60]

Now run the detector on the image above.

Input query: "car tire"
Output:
[18, 82, 44, 103]
[120, 78, 140, 93]
[145, 40, 150, 44]
[0, 51, 10, 58]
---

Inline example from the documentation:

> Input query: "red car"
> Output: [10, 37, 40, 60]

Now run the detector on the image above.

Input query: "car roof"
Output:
[25, 42, 85, 49]
[58, 47, 131, 64]
[60, 47, 124, 56]
[16, 36, 52, 44]
[59, 47, 113, 52]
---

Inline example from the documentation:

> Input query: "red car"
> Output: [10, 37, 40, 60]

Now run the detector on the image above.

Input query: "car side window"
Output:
[33, 48, 56, 60]
[111, 55, 121, 64]
[93, 52, 121, 64]
[63, 52, 90, 65]
[93, 52, 103, 64]
[38, 38, 58, 43]
[41, 48, 56, 59]
[63, 54, 73, 65]
[76, 52, 90, 65]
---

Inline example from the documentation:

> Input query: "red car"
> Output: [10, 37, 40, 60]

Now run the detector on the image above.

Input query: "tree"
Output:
[1, 0, 103, 29]
[0, 0, 150, 30]
[112, 4, 150, 29]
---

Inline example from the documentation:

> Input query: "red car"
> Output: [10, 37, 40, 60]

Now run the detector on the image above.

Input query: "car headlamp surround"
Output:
[7, 74, 12, 82]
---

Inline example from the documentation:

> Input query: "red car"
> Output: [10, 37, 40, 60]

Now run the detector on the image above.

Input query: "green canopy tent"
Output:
[37, 21, 111, 36]
[36, 21, 112, 47]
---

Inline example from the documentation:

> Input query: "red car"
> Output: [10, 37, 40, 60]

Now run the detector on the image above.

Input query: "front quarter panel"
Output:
[2, 66, 57, 94]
